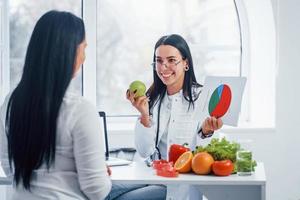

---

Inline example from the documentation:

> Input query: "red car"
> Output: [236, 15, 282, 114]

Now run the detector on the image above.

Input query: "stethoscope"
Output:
[145, 88, 201, 166]
[154, 98, 163, 160]
[145, 94, 163, 166]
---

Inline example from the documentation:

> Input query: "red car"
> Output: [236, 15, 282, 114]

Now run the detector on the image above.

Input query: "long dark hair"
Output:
[5, 10, 85, 189]
[147, 34, 202, 112]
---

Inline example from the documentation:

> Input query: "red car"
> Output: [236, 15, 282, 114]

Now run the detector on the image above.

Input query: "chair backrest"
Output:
[98, 111, 109, 159]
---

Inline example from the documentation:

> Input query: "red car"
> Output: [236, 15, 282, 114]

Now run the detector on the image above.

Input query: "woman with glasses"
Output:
[0, 11, 111, 200]
[127, 34, 223, 199]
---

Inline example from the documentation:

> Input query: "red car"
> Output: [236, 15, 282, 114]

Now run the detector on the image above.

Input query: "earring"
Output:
[184, 65, 189, 71]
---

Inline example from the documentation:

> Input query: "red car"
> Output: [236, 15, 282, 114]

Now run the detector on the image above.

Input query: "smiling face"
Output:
[155, 45, 188, 94]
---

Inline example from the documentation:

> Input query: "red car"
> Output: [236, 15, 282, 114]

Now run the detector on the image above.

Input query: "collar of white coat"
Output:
[166, 89, 183, 101]
[165, 85, 202, 101]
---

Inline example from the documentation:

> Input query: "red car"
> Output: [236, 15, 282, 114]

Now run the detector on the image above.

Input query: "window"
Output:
[83, 0, 276, 129]
[8, 0, 83, 95]
[95, 0, 242, 116]
[0, 1, 3, 99]
[1, 0, 276, 129]
[0, 0, 9, 104]
[236, 0, 276, 128]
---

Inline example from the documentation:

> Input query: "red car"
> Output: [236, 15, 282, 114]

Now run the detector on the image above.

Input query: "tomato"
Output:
[168, 143, 190, 164]
[212, 160, 234, 176]
[156, 167, 179, 178]
[152, 160, 173, 170]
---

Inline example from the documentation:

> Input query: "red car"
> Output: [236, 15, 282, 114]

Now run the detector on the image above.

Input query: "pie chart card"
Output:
[197, 76, 247, 126]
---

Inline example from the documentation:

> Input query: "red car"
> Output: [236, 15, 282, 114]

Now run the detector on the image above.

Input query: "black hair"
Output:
[147, 34, 202, 113]
[5, 10, 85, 190]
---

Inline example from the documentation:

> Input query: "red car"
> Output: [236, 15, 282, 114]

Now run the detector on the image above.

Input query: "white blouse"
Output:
[135, 87, 207, 160]
[0, 91, 111, 200]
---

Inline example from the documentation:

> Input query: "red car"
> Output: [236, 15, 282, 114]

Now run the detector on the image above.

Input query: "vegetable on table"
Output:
[153, 159, 173, 170]
[193, 137, 257, 173]
[168, 143, 190, 164]
[152, 159, 178, 178]
[212, 159, 234, 176]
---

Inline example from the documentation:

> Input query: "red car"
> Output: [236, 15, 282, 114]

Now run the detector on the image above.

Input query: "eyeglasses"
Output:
[151, 58, 182, 70]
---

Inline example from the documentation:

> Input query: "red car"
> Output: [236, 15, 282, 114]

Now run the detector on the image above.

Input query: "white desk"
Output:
[0, 162, 266, 200]
[111, 162, 266, 200]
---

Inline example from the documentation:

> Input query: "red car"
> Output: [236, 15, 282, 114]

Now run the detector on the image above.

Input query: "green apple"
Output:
[129, 80, 146, 97]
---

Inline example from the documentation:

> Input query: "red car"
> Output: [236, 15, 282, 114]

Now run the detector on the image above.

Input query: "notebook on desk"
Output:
[98, 111, 132, 167]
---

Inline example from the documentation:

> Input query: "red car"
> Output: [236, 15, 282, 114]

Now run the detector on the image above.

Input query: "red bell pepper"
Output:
[168, 143, 190, 164]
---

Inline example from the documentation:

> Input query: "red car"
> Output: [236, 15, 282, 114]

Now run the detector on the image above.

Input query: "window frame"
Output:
[83, 0, 277, 132]
[1, 0, 276, 132]
[1, 0, 85, 103]
[0, 0, 10, 105]
[83, 0, 249, 110]
[82, 0, 97, 104]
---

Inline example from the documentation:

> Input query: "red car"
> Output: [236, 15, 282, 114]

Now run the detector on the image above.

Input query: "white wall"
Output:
[274, 0, 300, 199]
[220, 1, 300, 199]
[229, 1, 300, 199]
[110, 1, 300, 199]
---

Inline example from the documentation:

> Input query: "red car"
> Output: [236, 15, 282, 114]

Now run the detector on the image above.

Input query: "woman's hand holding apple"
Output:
[126, 90, 151, 127]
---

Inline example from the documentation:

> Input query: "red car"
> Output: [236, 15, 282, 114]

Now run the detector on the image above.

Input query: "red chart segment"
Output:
[208, 84, 232, 118]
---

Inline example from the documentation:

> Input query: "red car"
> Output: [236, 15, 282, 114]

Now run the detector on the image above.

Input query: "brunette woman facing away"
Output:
[0, 11, 111, 200]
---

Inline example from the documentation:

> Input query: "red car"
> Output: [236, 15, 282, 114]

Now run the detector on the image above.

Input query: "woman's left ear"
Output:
[184, 60, 189, 71]
[184, 65, 189, 71]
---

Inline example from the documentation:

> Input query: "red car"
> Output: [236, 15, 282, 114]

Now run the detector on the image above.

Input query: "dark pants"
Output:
[105, 183, 167, 200]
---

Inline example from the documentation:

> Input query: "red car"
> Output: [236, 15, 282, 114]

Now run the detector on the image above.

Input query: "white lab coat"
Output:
[134, 86, 207, 200]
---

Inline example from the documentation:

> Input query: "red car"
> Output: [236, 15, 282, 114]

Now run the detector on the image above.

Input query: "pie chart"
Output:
[208, 84, 232, 118]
